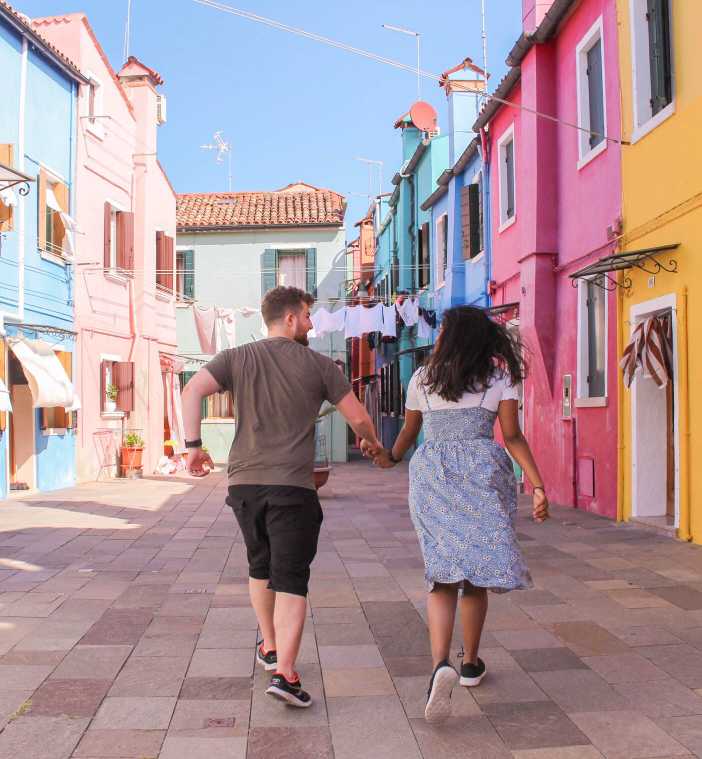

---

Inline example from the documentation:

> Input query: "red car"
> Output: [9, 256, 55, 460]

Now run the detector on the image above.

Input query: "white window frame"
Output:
[434, 213, 448, 288]
[575, 277, 608, 406]
[497, 125, 516, 232]
[99, 353, 125, 419]
[629, 0, 675, 144]
[104, 198, 129, 285]
[85, 70, 105, 140]
[576, 16, 608, 169]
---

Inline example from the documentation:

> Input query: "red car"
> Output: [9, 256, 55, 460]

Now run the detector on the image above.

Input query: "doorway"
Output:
[631, 297, 677, 527]
[8, 350, 35, 491]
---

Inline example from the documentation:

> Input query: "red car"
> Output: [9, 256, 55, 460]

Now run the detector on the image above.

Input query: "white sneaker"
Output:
[425, 660, 459, 722]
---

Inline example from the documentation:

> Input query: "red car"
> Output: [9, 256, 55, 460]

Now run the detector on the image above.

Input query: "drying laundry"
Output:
[311, 307, 347, 338]
[193, 305, 217, 354]
[420, 308, 438, 328]
[381, 304, 398, 338]
[396, 296, 419, 327]
[359, 303, 384, 334]
[344, 305, 362, 339]
[216, 308, 236, 350]
[417, 314, 433, 340]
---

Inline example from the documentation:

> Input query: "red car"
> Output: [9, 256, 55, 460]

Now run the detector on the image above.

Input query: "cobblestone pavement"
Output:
[2, 463, 702, 758]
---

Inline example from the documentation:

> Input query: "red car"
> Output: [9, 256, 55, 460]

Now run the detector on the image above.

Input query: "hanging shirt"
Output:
[312, 307, 347, 338]
[396, 296, 419, 327]
[193, 305, 217, 354]
[417, 314, 433, 340]
[344, 306, 362, 339]
[381, 305, 397, 338]
[359, 303, 384, 334]
[217, 308, 236, 349]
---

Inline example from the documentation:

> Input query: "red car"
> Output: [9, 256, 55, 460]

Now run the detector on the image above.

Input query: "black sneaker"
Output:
[424, 660, 459, 722]
[459, 657, 486, 687]
[266, 672, 313, 708]
[256, 643, 277, 671]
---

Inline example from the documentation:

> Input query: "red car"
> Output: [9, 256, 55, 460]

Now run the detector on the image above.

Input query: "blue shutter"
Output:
[586, 39, 605, 149]
[306, 247, 317, 295]
[261, 249, 277, 296]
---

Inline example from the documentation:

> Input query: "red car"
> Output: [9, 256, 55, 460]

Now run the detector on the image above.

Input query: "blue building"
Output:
[0, 4, 84, 495]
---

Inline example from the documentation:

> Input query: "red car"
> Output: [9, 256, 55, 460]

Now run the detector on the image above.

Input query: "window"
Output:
[261, 248, 317, 296]
[277, 252, 306, 289]
[498, 126, 516, 229]
[156, 231, 174, 293]
[577, 277, 607, 400]
[576, 18, 607, 165]
[40, 351, 74, 430]
[85, 72, 104, 138]
[103, 202, 134, 273]
[180, 371, 233, 419]
[630, 0, 673, 139]
[418, 222, 430, 289]
[38, 169, 70, 257]
[434, 214, 448, 287]
[176, 250, 195, 301]
[461, 178, 484, 259]
[0, 144, 15, 233]
[100, 359, 134, 414]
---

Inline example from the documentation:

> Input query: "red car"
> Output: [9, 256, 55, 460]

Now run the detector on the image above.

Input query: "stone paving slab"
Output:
[3, 463, 702, 757]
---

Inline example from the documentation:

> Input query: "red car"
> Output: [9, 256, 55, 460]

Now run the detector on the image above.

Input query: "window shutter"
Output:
[58, 351, 73, 428]
[121, 212, 134, 272]
[0, 341, 6, 432]
[505, 140, 515, 218]
[100, 359, 108, 413]
[155, 231, 165, 288]
[38, 169, 47, 251]
[114, 361, 134, 413]
[461, 186, 471, 259]
[647, 0, 672, 115]
[586, 39, 605, 149]
[261, 248, 277, 296]
[165, 235, 174, 292]
[305, 247, 317, 295]
[103, 202, 112, 268]
[0, 144, 13, 167]
[478, 181, 484, 253]
[468, 184, 481, 258]
[184, 249, 195, 299]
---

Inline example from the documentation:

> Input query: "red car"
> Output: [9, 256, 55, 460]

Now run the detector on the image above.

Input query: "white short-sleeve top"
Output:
[405, 368, 520, 413]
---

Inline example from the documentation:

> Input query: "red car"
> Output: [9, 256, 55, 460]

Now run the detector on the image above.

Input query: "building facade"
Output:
[477, 0, 622, 516]
[0, 3, 83, 496]
[615, 0, 701, 542]
[176, 183, 348, 463]
[35, 15, 178, 482]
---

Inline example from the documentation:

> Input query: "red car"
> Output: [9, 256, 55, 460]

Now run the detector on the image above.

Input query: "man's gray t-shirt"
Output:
[205, 337, 352, 490]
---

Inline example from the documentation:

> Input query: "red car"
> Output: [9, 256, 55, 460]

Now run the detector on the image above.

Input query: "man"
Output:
[182, 286, 381, 708]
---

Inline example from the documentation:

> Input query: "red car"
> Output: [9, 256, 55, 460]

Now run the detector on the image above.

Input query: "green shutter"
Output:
[306, 247, 317, 295]
[261, 248, 277, 296]
[184, 250, 195, 299]
[647, 0, 672, 116]
[586, 39, 605, 148]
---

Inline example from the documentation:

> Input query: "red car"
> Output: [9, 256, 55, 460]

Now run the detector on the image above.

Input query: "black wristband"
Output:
[389, 450, 401, 464]
[185, 438, 203, 449]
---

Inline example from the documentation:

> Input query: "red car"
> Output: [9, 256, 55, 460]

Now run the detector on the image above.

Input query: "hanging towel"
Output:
[193, 305, 217, 354]
[217, 308, 236, 349]
[381, 305, 397, 338]
[396, 296, 419, 326]
[620, 314, 673, 388]
[417, 314, 433, 340]
[359, 303, 384, 334]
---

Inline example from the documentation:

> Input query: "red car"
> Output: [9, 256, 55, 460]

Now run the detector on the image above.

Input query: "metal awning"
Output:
[569, 244, 679, 291]
[485, 302, 520, 322]
[0, 162, 34, 197]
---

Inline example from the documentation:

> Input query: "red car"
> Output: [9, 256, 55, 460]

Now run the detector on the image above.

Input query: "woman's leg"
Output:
[459, 582, 488, 664]
[427, 583, 459, 668]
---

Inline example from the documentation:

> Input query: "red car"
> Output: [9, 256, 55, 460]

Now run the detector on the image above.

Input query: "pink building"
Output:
[33, 14, 178, 480]
[476, 0, 622, 516]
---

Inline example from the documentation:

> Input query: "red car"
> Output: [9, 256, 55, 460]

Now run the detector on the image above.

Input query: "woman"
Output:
[366, 306, 548, 723]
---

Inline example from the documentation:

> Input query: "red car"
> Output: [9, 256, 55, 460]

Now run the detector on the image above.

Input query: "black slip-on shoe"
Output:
[425, 659, 459, 722]
[266, 672, 313, 708]
[256, 643, 277, 671]
[459, 657, 487, 687]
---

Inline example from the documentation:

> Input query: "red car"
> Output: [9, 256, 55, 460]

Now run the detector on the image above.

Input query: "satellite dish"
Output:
[409, 101, 438, 132]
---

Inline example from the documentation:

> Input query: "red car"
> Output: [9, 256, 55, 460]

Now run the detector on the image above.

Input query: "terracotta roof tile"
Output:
[177, 185, 346, 230]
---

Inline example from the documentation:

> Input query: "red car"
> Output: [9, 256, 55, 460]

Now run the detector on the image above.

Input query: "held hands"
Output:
[186, 448, 215, 477]
[360, 439, 396, 469]
[532, 488, 549, 523]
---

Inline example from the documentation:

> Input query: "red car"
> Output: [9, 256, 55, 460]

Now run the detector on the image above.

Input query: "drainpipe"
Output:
[481, 130, 492, 306]
[407, 175, 416, 292]
[678, 286, 691, 541]
[570, 417, 578, 508]
[616, 272, 625, 522]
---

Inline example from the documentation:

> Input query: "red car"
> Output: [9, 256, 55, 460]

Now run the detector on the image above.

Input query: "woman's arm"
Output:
[497, 399, 549, 522]
[367, 410, 423, 467]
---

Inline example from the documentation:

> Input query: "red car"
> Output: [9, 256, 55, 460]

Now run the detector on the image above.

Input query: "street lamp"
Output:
[382, 23, 421, 101]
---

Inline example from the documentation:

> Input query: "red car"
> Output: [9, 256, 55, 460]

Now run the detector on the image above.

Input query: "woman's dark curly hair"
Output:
[421, 306, 527, 402]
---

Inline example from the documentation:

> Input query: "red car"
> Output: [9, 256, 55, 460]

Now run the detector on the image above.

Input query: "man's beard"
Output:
[294, 333, 309, 347]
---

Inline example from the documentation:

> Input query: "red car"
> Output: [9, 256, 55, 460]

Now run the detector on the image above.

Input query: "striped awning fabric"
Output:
[620, 313, 673, 388]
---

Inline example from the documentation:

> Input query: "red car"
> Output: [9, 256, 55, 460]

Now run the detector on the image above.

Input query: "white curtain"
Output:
[277, 253, 306, 289]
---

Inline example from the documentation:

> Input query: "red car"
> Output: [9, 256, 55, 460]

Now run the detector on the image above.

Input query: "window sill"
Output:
[202, 417, 235, 424]
[631, 101, 675, 145]
[104, 270, 131, 286]
[155, 288, 173, 302]
[498, 215, 516, 234]
[101, 412, 125, 420]
[40, 249, 69, 267]
[577, 139, 608, 171]
[41, 428, 68, 436]
[575, 396, 608, 408]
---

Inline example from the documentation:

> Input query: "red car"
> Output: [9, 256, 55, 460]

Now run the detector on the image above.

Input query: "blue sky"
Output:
[21, 0, 522, 229]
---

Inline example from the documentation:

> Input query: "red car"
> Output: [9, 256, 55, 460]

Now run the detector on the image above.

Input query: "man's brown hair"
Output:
[261, 286, 314, 326]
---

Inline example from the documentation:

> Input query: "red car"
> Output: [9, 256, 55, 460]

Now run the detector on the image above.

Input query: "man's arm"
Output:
[334, 391, 381, 449]
[181, 368, 221, 476]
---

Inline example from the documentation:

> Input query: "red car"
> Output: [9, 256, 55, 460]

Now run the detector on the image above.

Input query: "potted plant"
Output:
[121, 431, 144, 477]
[313, 410, 333, 490]
[105, 384, 118, 413]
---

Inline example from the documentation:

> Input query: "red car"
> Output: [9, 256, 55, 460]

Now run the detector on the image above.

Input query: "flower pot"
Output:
[120, 446, 143, 477]
[313, 466, 331, 490]
[105, 399, 117, 413]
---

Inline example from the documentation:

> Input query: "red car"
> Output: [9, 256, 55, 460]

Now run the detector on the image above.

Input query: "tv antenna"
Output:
[201, 131, 233, 191]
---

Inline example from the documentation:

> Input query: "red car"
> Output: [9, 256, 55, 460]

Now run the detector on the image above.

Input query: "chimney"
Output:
[440, 58, 487, 165]
[522, 0, 556, 33]
[117, 56, 164, 156]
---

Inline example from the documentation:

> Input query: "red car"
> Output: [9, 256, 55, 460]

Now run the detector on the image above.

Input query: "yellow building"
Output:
[615, 0, 702, 542]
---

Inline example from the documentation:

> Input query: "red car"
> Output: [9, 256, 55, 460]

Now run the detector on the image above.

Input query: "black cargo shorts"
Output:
[226, 485, 323, 597]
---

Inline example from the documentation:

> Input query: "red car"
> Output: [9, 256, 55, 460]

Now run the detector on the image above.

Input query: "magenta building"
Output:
[476, 0, 622, 516]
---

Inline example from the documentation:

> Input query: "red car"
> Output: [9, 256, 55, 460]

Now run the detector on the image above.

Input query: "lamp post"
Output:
[382, 23, 421, 101]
